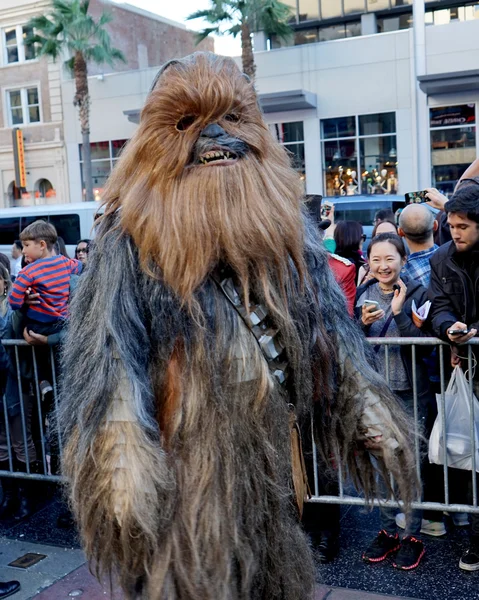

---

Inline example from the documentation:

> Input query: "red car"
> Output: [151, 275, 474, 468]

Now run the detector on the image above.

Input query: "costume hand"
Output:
[447, 321, 477, 344]
[23, 328, 48, 346]
[361, 303, 385, 326]
[424, 188, 448, 211]
[391, 279, 407, 315]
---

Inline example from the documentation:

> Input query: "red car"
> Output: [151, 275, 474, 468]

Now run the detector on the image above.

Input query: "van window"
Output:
[0, 218, 20, 243]
[49, 215, 81, 244]
[18, 214, 81, 245]
[334, 202, 394, 226]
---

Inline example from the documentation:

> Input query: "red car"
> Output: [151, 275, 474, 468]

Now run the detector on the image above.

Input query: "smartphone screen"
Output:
[405, 191, 429, 204]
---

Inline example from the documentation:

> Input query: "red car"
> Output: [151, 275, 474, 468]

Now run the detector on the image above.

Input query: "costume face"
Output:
[105, 53, 305, 306]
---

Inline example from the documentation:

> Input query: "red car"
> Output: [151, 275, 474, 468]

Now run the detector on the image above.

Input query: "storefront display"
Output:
[322, 112, 398, 196]
[430, 104, 476, 196]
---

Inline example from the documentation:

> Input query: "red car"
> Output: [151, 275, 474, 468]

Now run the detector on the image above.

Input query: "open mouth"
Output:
[198, 149, 238, 165]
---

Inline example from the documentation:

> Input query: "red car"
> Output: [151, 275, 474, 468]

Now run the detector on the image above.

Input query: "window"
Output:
[0, 217, 20, 242]
[3, 25, 35, 64]
[426, 4, 479, 25]
[377, 14, 413, 32]
[79, 139, 128, 201]
[48, 215, 81, 244]
[299, 0, 319, 22]
[269, 122, 305, 180]
[430, 104, 476, 196]
[320, 0, 342, 19]
[321, 112, 397, 196]
[344, 0, 366, 14]
[6, 87, 41, 126]
[367, 0, 389, 10]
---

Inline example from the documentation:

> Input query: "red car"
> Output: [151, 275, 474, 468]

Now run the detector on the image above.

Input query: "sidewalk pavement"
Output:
[0, 535, 423, 600]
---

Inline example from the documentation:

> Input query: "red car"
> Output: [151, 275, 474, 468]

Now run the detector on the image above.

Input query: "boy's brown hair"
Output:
[20, 220, 57, 250]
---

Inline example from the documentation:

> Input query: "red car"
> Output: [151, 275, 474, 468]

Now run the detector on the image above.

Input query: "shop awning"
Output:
[418, 70, 479, 95]
[123, 89, 317, 124]
[259, 90, 317, 113]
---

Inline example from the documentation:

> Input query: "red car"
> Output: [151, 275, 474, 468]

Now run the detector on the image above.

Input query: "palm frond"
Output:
[195, 27, 221, 43]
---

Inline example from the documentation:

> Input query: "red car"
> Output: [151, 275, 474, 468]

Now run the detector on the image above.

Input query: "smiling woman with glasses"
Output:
[75, 239, 91, 265]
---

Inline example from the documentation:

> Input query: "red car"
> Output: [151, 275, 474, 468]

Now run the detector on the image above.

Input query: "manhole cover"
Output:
[8, 553, 47, 569]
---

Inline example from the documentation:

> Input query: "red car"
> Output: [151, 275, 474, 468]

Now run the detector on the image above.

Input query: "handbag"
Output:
[429, 366, 479, 472]
[212, 269, 311, 516]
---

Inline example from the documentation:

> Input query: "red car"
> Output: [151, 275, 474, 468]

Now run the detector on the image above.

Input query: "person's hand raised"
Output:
[391, 279, 407, 316]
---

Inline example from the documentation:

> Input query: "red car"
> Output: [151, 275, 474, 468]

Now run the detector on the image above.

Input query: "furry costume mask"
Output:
[61, 52, 417, 600]
[103, 53, 306, 313]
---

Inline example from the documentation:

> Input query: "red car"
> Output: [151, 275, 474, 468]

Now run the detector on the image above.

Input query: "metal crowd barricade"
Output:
[0, 336, 479, 517]
[309, 337, 479, 515]
[0, 339, 62, 482]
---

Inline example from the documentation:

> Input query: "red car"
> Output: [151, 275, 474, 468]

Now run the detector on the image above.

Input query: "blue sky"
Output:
[112, 0, 241, 56]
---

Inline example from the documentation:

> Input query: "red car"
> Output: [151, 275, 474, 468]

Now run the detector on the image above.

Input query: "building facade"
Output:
[0, 0, 213, 208]
[251, 0, 479, 197]
[0, 0, 68, 208]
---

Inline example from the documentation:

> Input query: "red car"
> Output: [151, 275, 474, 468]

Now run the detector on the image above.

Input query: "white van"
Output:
[0, 202, 102, 259]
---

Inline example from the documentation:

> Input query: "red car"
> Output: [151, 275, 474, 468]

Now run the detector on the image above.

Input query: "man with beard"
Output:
[428, 178, 479, 571]
[60, 53, 417, 599]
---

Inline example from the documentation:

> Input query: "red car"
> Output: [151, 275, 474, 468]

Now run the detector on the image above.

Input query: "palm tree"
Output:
[187, 0, 293, 81]
[25, 0, 125, 202]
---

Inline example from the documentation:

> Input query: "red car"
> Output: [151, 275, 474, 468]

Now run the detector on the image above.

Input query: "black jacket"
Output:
[356, 277, 432, 397]
[428, 241, 479, 340]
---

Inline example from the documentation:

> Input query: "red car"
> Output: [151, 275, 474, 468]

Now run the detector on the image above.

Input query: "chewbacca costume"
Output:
[60, 53, 417, 599]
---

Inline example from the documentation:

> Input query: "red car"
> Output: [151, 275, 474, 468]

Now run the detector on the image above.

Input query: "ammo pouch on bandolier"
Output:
[212, 268, 311, 517]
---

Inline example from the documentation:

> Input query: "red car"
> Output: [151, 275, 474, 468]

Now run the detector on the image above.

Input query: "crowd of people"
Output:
[0, 166, 477, 592]
[0, 229, 90, 525]
[313, 163, 479, 573]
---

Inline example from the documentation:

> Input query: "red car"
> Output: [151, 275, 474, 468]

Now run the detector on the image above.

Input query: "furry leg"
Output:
[63, 362, 174, 595]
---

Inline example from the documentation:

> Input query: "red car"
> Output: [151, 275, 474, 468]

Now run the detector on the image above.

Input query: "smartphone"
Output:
[448, 328, 470, 336]
[405, 191, 429, 204]
[364, 300, 379, 310]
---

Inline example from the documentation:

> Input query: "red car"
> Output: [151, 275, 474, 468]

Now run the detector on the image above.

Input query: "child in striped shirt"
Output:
[9, 220, 82, 338]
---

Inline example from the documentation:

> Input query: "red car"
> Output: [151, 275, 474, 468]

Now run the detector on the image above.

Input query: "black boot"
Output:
[13, 460, 40, 521]
[0, 580, 20, 598]
[0, 461, 17, 519]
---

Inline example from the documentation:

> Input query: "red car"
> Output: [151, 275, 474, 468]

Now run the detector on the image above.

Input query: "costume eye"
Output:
[176, 115, 196, 131]
[224, 113, 240, 123]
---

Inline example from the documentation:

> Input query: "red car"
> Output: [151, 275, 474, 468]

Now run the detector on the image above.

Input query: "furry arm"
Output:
[60, 221, 174, 591]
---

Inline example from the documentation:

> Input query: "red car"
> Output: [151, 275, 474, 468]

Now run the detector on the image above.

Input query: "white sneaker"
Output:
[396, 512, 446, 537]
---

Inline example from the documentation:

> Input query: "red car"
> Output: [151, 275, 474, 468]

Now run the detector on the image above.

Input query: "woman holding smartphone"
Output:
[355, 232, 434, 571]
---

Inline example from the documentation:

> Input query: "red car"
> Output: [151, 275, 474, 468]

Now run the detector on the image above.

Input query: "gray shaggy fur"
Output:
[59, 211, 416, 599]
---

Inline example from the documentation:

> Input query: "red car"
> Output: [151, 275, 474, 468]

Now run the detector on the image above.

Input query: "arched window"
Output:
[34, 178, 54, 199]
[7, 181, 21, 206]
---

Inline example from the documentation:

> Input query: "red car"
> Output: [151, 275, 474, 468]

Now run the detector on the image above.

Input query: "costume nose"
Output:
[200, 123, 226, 138]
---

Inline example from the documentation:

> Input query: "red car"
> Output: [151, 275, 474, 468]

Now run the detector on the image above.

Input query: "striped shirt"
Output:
[9, 255, 82, 323]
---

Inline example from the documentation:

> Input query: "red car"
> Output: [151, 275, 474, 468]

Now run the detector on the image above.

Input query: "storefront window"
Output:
[270, 122, 305, 180]
[430, 104, 476, 196]
[298, 0, 319, 21]
[321, 112, 397, 196]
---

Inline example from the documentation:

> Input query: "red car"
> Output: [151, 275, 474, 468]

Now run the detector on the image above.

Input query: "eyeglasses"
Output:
[76, 248, 88, 254]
